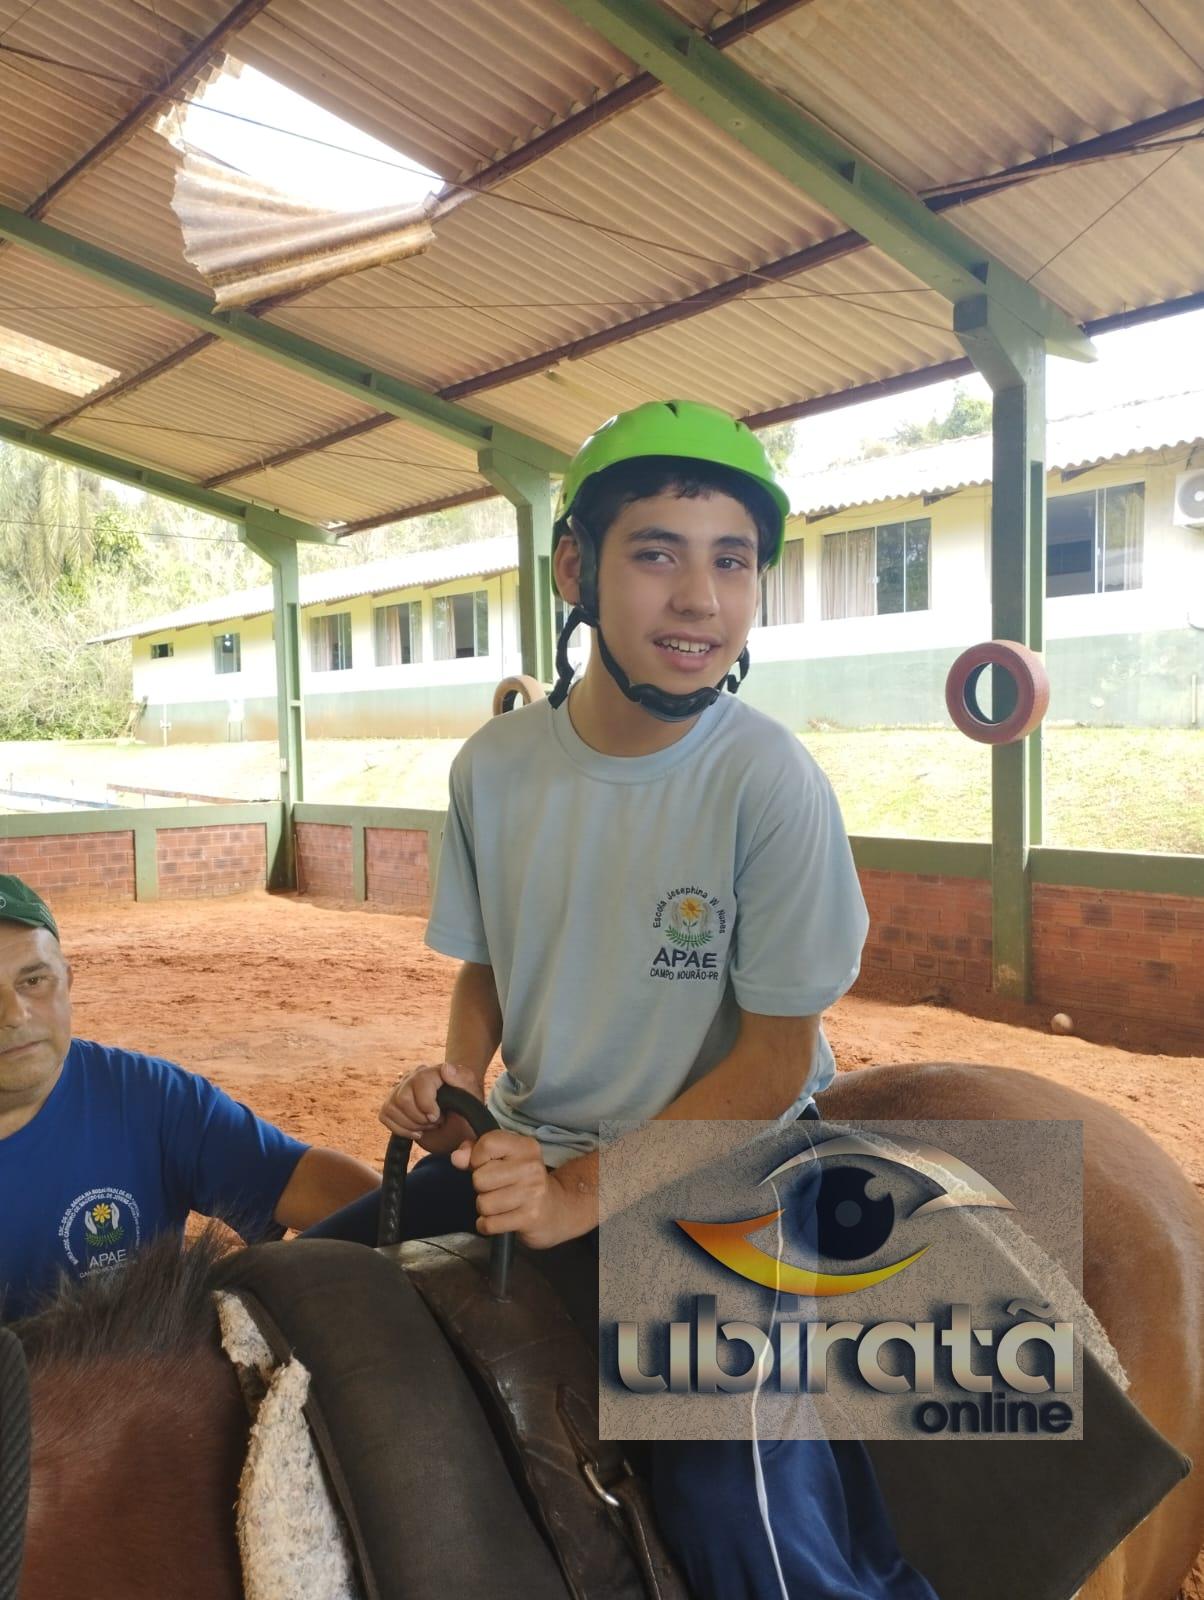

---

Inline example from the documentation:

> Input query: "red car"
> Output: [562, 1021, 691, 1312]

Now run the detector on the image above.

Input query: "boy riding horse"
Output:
[319, 400, 939, 1597]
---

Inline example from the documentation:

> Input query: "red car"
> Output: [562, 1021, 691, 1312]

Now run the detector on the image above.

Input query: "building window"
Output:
[374, 600, 422, 665]
[434, 589, 489, 659]
[821, 520, 930, 620]
[213, 632, 241, 674]
[760, 539, 804, 626]
[310, 611, 353, 671]
[1046, 483, 1143, 597]
[150, 642, 173, 659]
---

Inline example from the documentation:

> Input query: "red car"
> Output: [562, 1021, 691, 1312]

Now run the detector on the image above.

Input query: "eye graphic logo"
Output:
[676, 1132, 1015, 1296]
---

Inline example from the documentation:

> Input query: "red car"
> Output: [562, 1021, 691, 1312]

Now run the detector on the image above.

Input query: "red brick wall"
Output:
[0, 832, 135, 902]
[366, 828, 430, 914]
[857, 869, 993, 994]
[1033, 884, 1203, 1038]
[155, 824, 266, 900]
[295, 822, 354, 899]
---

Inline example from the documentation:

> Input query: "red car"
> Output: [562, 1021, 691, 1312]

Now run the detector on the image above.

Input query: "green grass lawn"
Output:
[0, 727, 1200, 855]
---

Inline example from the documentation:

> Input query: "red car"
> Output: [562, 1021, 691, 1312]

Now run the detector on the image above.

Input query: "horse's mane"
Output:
[12, 1226, 236, 1369]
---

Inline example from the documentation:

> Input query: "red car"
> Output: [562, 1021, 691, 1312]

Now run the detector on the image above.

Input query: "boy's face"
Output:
[558, 488, 762, 698]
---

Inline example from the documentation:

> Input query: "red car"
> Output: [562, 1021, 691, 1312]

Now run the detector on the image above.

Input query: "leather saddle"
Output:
[218, 1089, 1189, 1600]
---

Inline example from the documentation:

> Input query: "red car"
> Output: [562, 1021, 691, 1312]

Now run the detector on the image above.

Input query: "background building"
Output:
[95, 391, 1204, 740]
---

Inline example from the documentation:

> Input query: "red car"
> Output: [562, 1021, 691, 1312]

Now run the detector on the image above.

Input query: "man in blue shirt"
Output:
[0, 873, 379, 1321]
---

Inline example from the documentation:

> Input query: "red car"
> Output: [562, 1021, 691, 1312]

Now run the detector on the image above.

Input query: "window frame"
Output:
[212, 631, 241, 675]
[759, 537, 805, 627]
[309, 610, 354, 672]
[821, 518, 931, 621]
[433, 587, 490, 661]
[1045, 481, 1144, 598]
[372, 599, 422, 666]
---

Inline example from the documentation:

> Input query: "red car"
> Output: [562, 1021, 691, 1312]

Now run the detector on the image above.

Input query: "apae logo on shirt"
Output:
[649, 885, 728, 983]
[59, 1186, 142, 1278]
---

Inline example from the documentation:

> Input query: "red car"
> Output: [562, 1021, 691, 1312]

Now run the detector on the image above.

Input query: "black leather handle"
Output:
[378, 1084, 514, 1299]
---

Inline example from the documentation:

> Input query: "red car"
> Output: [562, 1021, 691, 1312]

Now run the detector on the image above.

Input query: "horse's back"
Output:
[821, 1061, 1204, 1600]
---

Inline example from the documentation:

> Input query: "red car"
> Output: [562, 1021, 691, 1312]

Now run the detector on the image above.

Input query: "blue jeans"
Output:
[305, 1158, 938, 1600]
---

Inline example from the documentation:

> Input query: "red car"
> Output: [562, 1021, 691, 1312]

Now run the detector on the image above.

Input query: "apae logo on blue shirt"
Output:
[58, 1186, 143, 1279]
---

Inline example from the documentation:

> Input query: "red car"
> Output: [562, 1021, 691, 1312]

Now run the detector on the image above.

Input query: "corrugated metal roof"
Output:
[729, 0, 1204, 193]
[89, 532, 518, 641]
[783, 389, 1204, 515]
[0, 0, 232, 210]
[0, 0, 1202, 534]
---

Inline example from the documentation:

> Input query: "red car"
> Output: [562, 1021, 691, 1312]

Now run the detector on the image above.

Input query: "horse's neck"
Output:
[23, 1350, 249, 1600]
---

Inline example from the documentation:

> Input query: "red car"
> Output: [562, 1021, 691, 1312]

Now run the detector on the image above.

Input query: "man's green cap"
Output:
[0, 875, 59, 940]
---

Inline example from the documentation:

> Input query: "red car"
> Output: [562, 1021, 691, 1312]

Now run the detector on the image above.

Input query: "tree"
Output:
[91, 507, 146, 574]
[890, 386, 992, 450]
[757, 421, 797, 474]
[0, 445, 101, 596]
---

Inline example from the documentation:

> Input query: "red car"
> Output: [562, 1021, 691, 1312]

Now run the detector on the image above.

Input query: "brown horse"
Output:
[821, 1063, 1204, 1600]
[11, 1062, 1204, 1600]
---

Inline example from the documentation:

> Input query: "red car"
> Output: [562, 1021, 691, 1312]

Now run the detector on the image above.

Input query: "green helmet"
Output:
[555, 399, 789, 567]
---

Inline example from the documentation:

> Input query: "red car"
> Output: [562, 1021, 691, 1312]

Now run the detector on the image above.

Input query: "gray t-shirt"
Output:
[425, 691, 868, 1166]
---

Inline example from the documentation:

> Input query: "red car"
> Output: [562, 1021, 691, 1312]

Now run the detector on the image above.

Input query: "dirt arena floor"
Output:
[59, 890, 1203, 1597]
[61, 891, 1203, 1194]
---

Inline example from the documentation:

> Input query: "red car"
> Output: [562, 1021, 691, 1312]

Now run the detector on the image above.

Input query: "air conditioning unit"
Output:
[1172, 469, 1204, 528]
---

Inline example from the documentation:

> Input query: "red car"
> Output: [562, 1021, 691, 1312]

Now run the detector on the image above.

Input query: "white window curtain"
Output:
[374, 601, 422, 665]
[310, 613, 352, 671]
[433, 595, 453, 660]
[1101, 484, 1144, 592]
[822, 532, 847, 620]
[847, 528, 875, 617]
[761, 540, 804, 626]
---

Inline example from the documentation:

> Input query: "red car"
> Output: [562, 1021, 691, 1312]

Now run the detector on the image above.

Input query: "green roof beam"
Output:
[0, 206, 570, 475]
[553, 0, 1095, 363]
[0, 414, 335, 543]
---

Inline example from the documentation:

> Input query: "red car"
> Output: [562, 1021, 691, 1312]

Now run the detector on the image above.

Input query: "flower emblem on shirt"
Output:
[665, 893, 714, 949]
[91, 1203, 113, 1224]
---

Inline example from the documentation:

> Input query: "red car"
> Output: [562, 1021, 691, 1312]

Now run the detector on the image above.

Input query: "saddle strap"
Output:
[0, 1329, 30, 1600]
[612, 1479, 684, 1600]
[392, 1236, 689, 1600]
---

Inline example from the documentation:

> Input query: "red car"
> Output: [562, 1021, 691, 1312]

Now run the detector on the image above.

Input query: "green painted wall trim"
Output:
[133, 822, 158, 900]
[292, 804, 446, 831]
[0, 803, 282, 837]
[1030, 847, 1204, 898]
[850, 836, 992, 879]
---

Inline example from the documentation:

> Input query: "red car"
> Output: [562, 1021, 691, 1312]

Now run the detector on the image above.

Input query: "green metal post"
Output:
[243, 516, 305, 887]
[477, 449, 556, 682]
[954, 297, 1046, 1000]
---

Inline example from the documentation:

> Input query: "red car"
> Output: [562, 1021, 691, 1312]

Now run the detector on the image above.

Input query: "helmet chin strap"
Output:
[547, 603, 750, 721]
